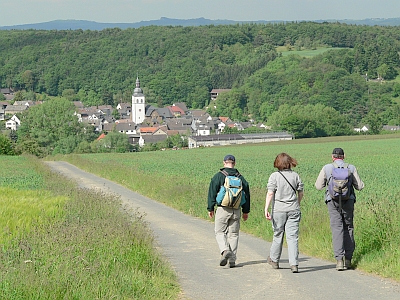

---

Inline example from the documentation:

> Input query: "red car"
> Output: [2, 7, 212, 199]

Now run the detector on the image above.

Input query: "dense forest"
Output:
[1, 22, 400, 142]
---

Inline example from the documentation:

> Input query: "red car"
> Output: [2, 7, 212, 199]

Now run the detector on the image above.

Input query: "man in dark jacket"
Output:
[207, 154, 250, 268]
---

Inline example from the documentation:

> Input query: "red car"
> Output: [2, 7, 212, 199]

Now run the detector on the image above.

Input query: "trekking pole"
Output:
[338, 187, 342, 213]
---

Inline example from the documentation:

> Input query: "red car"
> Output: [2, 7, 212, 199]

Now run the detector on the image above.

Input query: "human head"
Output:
[223, 154, 236, 167]
[332, 147, 345, 160]
[273, 153, 298, 171]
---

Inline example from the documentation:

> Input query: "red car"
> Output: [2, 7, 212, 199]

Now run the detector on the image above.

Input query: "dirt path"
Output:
[46, 161, 400, 300]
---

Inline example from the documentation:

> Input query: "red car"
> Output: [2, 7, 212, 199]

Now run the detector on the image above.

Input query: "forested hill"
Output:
[1, 22, 400, 136]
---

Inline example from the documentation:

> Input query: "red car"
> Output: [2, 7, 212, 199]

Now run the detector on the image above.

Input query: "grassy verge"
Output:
[52, 134, 400, 281]
[0, 156, 180, 299]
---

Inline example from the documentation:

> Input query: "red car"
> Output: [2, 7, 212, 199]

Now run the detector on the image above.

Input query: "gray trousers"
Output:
[327, 199, 355, 260]
[214, 206, 241, 262]
[269, 210, 301, 266]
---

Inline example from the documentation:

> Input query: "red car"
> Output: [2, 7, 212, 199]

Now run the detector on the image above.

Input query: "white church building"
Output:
[131, 77, 145, 124]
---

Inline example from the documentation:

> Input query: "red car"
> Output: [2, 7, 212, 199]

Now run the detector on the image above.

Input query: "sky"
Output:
[2, 0, 400, 27]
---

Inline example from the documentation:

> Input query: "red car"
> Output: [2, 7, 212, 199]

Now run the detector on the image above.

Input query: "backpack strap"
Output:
[220, 170, 241, 177]
[278, 171, 297, 193]
[220, 170, 229, 177]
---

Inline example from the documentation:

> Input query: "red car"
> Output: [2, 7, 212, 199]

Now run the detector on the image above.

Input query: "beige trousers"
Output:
[214, 206, 241, 262]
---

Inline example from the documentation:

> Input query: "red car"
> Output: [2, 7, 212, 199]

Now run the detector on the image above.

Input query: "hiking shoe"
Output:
[229, 261, 236, 268]
[344, 259, 352, 270]
[267, 256, 279, 269]
[219, 250, 233, 266]
[291, 265, 299, 273]
[336, 259, 344, 271]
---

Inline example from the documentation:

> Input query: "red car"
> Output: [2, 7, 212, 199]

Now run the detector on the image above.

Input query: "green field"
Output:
[0, 155, 179, 299]
[55, 134, 400, 281]
[2, 133, 399, 296]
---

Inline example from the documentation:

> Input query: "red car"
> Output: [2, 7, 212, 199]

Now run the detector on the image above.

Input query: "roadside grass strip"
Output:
[0, 187, 66, 249]
[0, 156, 180, 299]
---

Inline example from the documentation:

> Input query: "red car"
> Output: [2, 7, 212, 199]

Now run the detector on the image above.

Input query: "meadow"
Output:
[55, 134, 400, 281]
[276, 46, 348, 58]
[0, 156, 180, 299]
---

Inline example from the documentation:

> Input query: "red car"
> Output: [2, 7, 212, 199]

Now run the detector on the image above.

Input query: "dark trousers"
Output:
[327, 199, 355, 260]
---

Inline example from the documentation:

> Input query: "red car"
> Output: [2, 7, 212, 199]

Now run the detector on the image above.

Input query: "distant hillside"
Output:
[0, 18, 272, 31]
[2, 17, 400, 31]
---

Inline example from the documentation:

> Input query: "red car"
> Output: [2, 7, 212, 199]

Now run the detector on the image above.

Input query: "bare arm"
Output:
[297, 191, 304, 205]
[264, 191, 274, 220]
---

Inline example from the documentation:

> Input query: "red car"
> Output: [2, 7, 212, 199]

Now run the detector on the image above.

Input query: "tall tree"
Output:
[17, 97, 94, 156]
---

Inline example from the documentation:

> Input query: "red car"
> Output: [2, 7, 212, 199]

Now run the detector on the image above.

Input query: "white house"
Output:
[354, 126, 369, 133]
[5, 115, 21, 130]
[197, 124, 211, 136]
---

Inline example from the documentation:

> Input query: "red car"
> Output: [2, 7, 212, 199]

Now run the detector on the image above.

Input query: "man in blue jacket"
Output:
[207, 154, 250, 268]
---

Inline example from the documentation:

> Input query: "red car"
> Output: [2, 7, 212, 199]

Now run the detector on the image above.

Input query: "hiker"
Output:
[265, 153, 304, 273]
[207, 154, 250, 268]
[315, 148, 364, 271]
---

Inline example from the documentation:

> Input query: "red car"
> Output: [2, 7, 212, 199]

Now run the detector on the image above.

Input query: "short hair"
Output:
[274, 153, 298, 170]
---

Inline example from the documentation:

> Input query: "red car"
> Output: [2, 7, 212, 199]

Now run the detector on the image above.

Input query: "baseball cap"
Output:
[223, 154, 235, 162]
[332, 148, 344, 155]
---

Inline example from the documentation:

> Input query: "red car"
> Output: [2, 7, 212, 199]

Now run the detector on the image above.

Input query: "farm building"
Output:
[187, 132, 293, 149]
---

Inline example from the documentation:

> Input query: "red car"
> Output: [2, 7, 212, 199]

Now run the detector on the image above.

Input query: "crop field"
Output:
[57, 134, 400, 280]
[0, 156, 44, 190]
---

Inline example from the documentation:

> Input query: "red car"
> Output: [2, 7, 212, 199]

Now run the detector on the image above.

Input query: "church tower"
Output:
[131, 76, 145, 124]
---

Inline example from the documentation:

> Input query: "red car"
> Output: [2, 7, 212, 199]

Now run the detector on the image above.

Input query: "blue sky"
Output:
[2, 0, 400, 26]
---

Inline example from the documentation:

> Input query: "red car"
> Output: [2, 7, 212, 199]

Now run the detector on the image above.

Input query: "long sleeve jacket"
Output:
[315, 159, 364, 202]
[207, 167, 250, 213]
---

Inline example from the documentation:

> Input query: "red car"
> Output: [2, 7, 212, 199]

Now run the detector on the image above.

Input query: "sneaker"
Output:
[267, 256, 279, 269]
[336, 259, 344, 271]
[344, 259, 352, 270]
[229, 261, 236, 268]
[219, 250, 233, 266]
[291, 265, 299, 273]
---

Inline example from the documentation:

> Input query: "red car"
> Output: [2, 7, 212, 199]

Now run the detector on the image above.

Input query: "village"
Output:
[1, 78, 294, 149]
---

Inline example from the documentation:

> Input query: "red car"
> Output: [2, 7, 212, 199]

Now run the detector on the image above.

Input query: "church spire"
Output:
[133, 75, 143, 96]
[136, 74, 140, 88]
